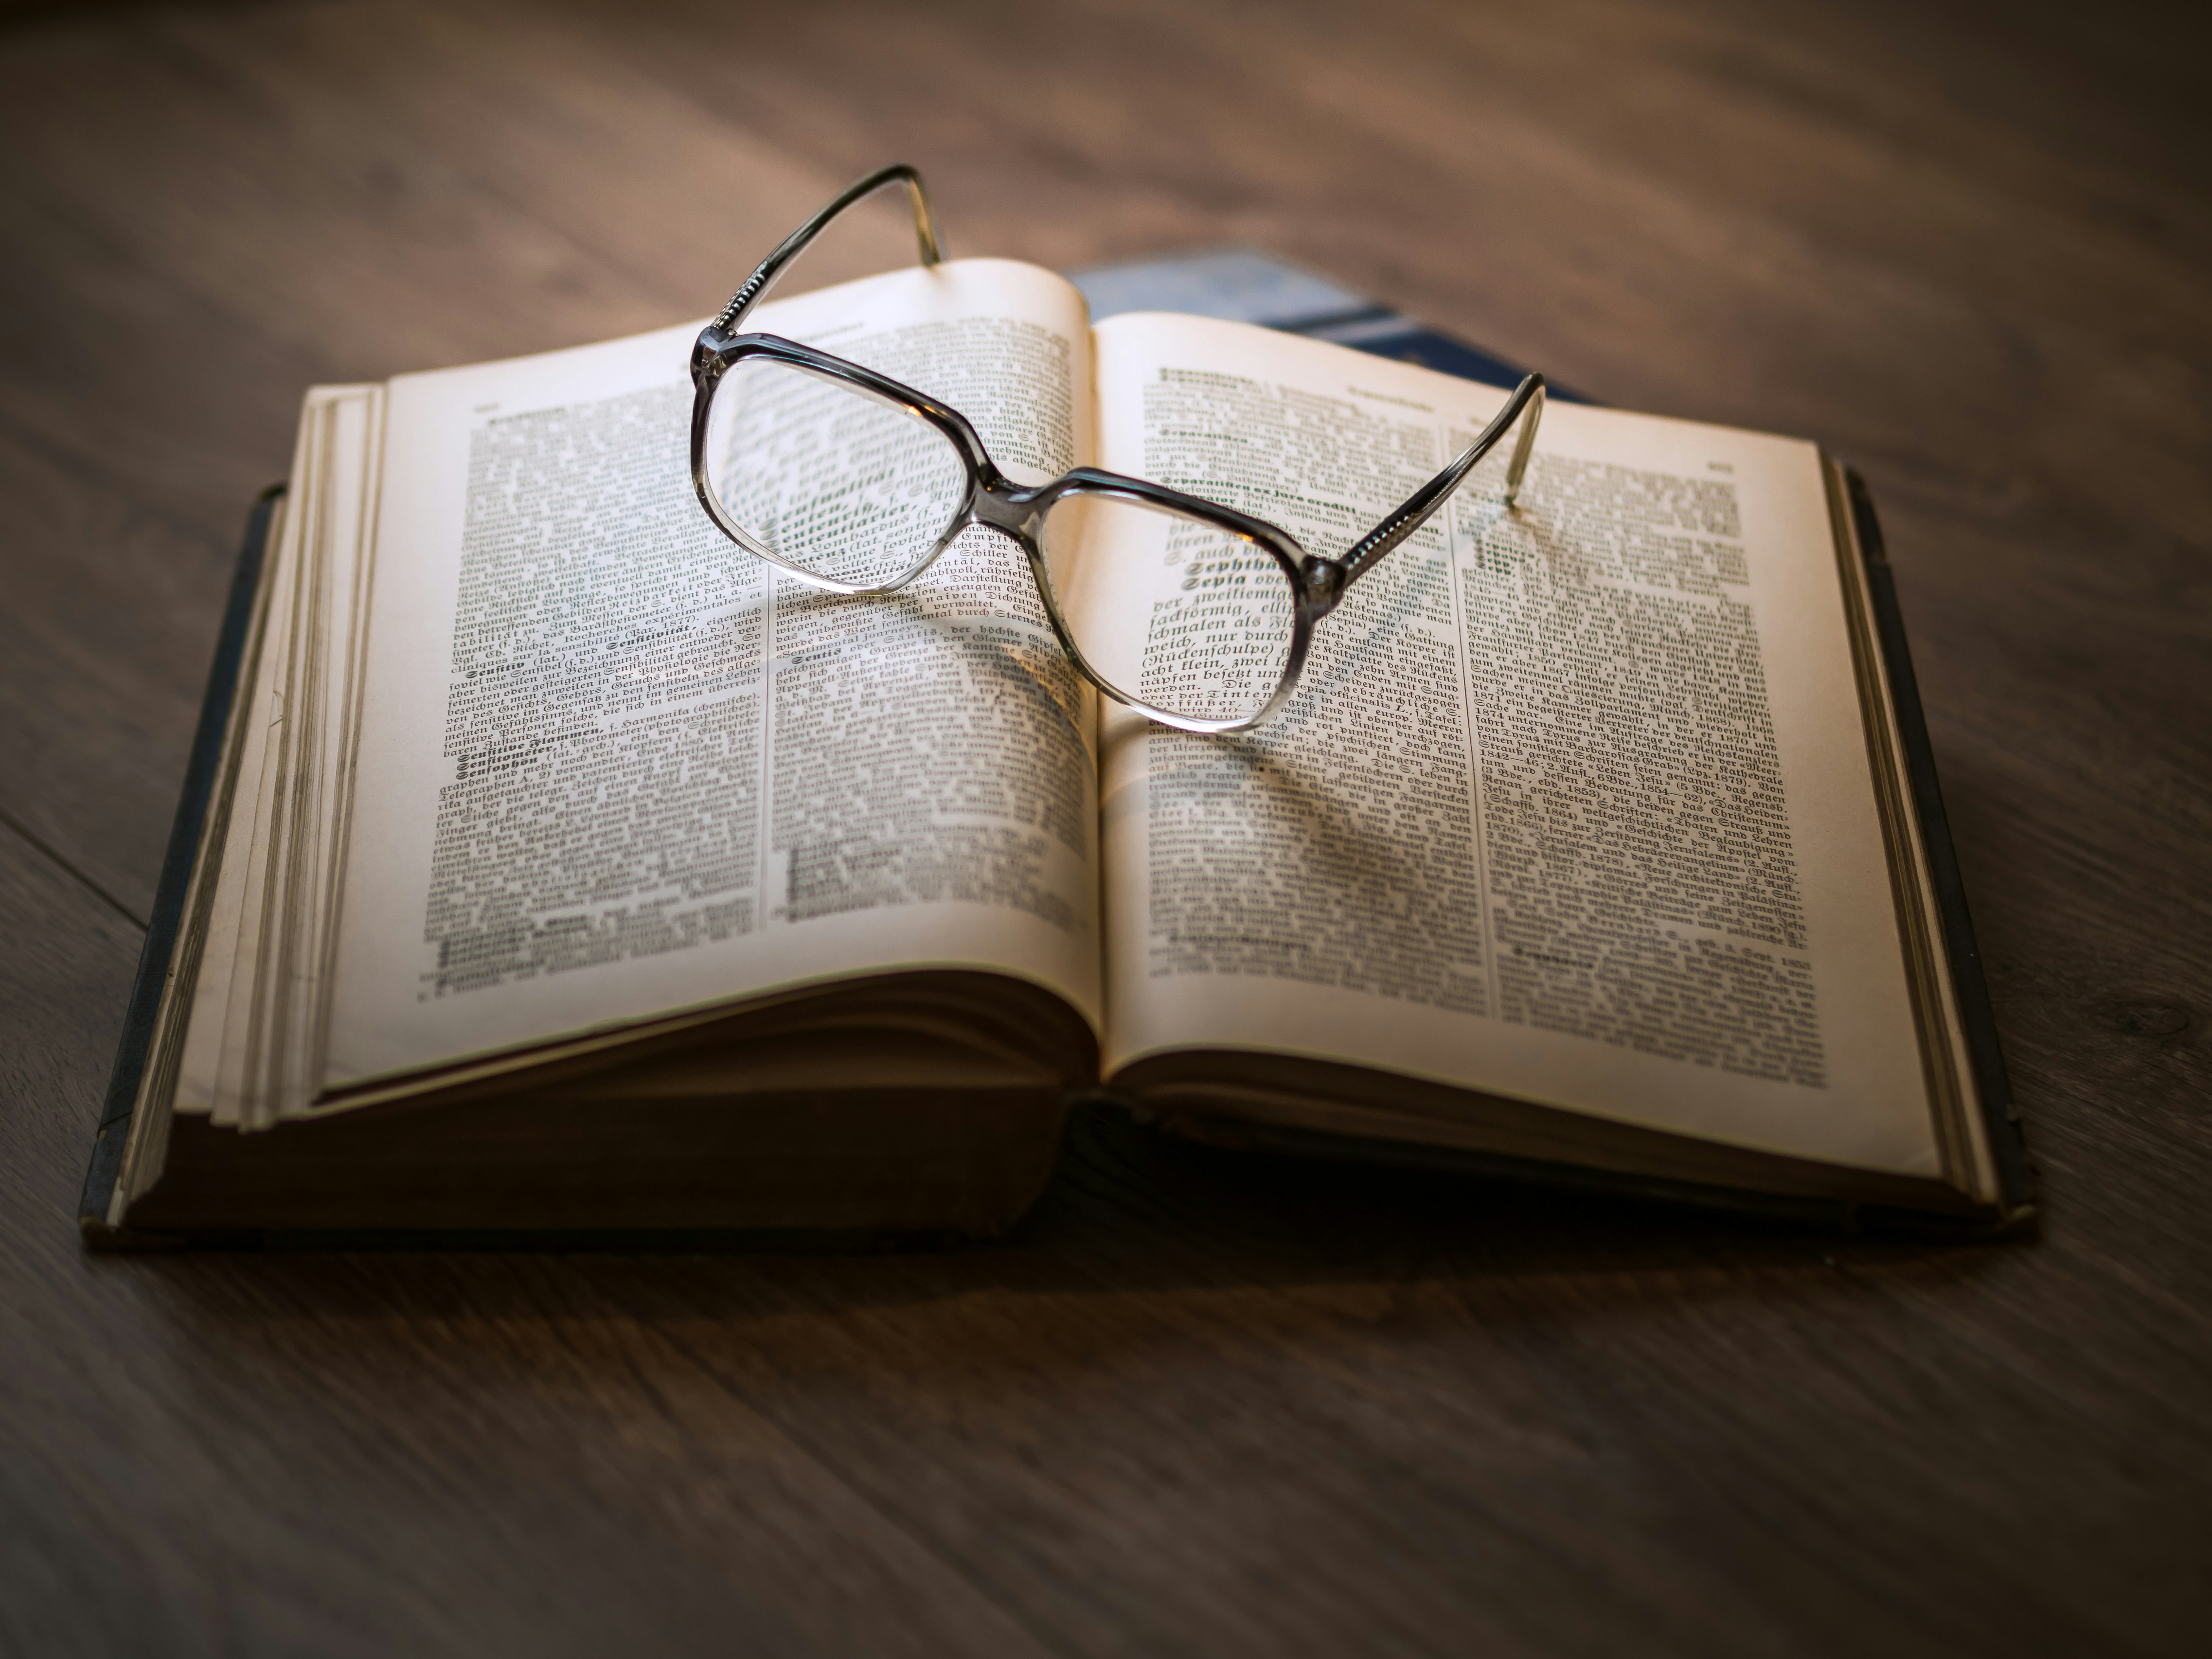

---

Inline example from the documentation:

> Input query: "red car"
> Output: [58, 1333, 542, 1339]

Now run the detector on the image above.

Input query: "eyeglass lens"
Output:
[1041, 493, 1296, 726]
[704, 357, 967, 590]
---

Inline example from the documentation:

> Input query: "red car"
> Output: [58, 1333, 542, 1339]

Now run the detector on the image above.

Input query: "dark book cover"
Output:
[81, 485, 283, 1241]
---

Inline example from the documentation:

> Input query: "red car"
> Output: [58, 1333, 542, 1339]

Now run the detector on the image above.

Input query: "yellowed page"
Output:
[173, 433, 305, 1123]
[169, 386, 385, 1131]
[1088, 312, 1938, 1178]
[323, 259, 1099, 1097]
[262, 385, 383, 1123]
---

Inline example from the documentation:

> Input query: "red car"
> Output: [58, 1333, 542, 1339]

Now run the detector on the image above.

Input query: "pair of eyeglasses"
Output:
[689, 164, 1544, 733]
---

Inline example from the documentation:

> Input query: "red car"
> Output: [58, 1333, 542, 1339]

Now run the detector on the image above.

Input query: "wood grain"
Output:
[2, 0, 2207, 1653]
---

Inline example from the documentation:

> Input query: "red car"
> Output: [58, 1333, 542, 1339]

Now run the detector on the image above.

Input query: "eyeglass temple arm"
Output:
[713, 163, 945, 334]
[1335, 374, 1545, 590]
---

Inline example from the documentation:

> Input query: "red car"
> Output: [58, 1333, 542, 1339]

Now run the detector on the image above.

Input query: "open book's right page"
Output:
[1091, 313, 1939, 1178]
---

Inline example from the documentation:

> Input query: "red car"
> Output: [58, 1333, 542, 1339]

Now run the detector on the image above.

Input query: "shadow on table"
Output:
[93, 1098, 2024, 1344]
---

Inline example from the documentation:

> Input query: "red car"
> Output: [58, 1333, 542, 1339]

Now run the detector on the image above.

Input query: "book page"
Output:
[173, 385, 384, 1129]
[323, 259, 1100, 1095]
[1087, 313, 1939, 1177]
[172, 444, 303, 1124]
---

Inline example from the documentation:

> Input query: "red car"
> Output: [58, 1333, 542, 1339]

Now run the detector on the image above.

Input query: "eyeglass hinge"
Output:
[1301, 556, 1347, 615]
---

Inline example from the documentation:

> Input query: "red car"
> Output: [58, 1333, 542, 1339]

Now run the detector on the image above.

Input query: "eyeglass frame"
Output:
[689, 162, 1546, 735]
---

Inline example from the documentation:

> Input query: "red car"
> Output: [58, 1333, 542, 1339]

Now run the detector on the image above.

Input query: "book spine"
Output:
[78, 486, 286, 1244]
[1843, 467, 2034, 1220]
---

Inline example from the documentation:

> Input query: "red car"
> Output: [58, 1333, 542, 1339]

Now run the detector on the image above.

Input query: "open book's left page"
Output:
[322, 259, 1100, 1100]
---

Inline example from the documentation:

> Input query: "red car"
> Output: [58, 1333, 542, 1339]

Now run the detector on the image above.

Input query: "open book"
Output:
[82, 254, 2030, 1243]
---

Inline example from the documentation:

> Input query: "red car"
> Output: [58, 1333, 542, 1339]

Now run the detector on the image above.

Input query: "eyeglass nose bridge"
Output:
[963, 470, 1053, 544]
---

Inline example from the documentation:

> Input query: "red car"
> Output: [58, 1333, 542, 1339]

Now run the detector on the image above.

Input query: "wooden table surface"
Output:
[4, 0, 2207, 1653]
